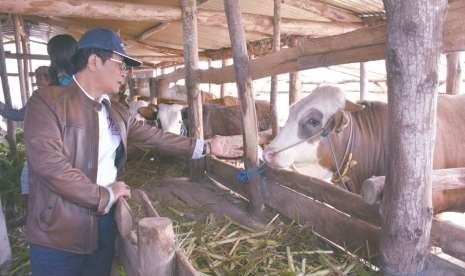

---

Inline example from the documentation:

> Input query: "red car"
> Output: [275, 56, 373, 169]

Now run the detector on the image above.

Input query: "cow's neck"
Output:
[316, 104, 388, 193]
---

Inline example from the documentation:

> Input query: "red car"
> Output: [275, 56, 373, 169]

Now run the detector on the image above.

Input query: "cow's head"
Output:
[156, 103, 187, 135]
[263, 86, 363, 175]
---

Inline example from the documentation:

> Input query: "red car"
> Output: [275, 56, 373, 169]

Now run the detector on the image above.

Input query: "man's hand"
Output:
[110, 181, 131, 200]
[209, 135, 243, 158]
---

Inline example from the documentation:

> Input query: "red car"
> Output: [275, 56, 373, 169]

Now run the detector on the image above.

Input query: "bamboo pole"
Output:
[270, 0, 280, 138]
[181, 0, 204, 180]
[223, 0, 264, 216]
[0, 28, 17, 157]
[19, 16, 31, 98]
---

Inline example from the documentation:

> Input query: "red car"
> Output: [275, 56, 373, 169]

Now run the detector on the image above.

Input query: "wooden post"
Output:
[446, 52, 462, 94]
[381, 1, 447, 275]
[0, 28, 17, 157]
[138, 217, 175, 276]
[220, 55, 227, 98]
[13, 15, 28, 105]
[288, 37, 301, 105]
[0, 199, 11, 269]
[208, 59, 212, 93]
[360, 62, 368, 101]
[224, 0, 264, 216]
[181, 0, 204, 180]
[19, 17, 31, 98]
[270, 0, 281, 137]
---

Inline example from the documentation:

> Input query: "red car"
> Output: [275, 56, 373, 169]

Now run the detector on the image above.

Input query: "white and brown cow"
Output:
[263, 86, 465, 193]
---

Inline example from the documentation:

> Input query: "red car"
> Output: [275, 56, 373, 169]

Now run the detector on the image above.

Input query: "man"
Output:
[24, 28, 241, 276]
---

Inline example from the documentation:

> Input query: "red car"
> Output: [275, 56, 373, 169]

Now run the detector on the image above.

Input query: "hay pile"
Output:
[122, 150, 377, 276]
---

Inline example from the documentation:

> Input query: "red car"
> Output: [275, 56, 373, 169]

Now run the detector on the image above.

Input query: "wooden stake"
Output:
[446, 52, 462, 94]
[138, 217, 176, 276]
[381, 1, 447, 274]
[270, 0, 280, 138]
[224, 0, 264, 216]
[19, 16, 31, 98]
[359, 62, 368, 101]
[181, 0, 204, 180]
[288, 37, 301, 105]
[0, 28, 17, 157]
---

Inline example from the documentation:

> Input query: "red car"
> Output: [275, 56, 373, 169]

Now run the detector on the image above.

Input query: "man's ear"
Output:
[331, 110, 350, 133]
[87, 54, 101, 72]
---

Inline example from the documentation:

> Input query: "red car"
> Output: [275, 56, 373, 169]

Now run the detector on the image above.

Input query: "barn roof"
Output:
[0, 0, 386, 68]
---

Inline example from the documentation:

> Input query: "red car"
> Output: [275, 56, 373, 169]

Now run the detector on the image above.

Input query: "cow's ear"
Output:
[344, 100, 365, 112]
[332, 110, 350, 133]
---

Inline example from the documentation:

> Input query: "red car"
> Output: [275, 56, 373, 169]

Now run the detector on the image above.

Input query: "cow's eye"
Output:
[309, 119, 319, 126]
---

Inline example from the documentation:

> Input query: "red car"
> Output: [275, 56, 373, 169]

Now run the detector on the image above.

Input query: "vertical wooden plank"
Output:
[223, 0, 264, 216]
[138, 217, 175, 276]
[0, 27, 17, 157]
[360, 62, 368, 100]
[220, 54, 226, 98]
[181, 0, 204, 180]
[13, 15, 27, 105]
[381, 1, 447, 275]
[288, 37, 301, 105]
[270, 0, 281, 137]
[0, 199, 11, 269]
[446, 52, 462, 95]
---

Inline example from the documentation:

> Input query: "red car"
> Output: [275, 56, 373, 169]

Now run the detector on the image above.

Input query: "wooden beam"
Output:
[137, 22, 171, 42]
[224, 0, 264, 216]
[270, 0, 280, 138]
[446, 52, 462, 94]
[181, 0, 204, 180]
[380, 1, 447, 274]
[4, 0, 364, 36]
[283, 0, 363, 23]
[4, 51, 49, 60]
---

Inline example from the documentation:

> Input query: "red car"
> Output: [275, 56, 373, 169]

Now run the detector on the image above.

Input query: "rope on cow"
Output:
[235, 163, 268, 183]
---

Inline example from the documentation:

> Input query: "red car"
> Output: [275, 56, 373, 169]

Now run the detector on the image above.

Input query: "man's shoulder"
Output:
[34, 84, 76, 104]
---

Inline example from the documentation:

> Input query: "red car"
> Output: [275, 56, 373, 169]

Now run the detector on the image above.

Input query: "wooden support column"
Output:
[220, 55, 227, 97]
[381, 1, 447, 275]
[446, 52, 462, 94]
[360, 62, 368, 100]
[270, 0, 280, 137]
[13, 15, 28, 105]
[138, 217, 175, 276]
[207, 59, 212, 93]
[181, 0, 204, 180]
[224, 0, 264, 216]
[0, 29, 17, 157]
[19, 17, 31, 98]
[288, 37, 301, 105]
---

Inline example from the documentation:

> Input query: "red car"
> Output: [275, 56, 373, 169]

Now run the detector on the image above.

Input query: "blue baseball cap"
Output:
[77, 28, 141, 67]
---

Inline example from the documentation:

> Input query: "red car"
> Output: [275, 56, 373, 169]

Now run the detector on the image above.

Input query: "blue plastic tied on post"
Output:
[235, 163, 267, 183]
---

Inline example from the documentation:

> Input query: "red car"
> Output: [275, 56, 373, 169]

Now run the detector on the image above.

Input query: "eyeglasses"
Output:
[109, 58, 127, 71]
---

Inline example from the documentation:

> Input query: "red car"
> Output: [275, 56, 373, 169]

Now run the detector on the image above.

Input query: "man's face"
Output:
[99, 54, 128, 94]
[35, 67, 49, 89]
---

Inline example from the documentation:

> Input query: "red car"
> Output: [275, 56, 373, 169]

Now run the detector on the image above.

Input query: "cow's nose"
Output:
[262, 148, 276, 164]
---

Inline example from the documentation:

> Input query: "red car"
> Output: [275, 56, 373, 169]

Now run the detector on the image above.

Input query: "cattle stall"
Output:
[148, 1, 465, 275]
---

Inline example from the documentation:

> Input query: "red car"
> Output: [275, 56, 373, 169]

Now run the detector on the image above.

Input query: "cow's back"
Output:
[435, 94, 465, 168]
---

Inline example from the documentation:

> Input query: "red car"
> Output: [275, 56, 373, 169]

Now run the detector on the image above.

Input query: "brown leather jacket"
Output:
[24, 82, 195, 254]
